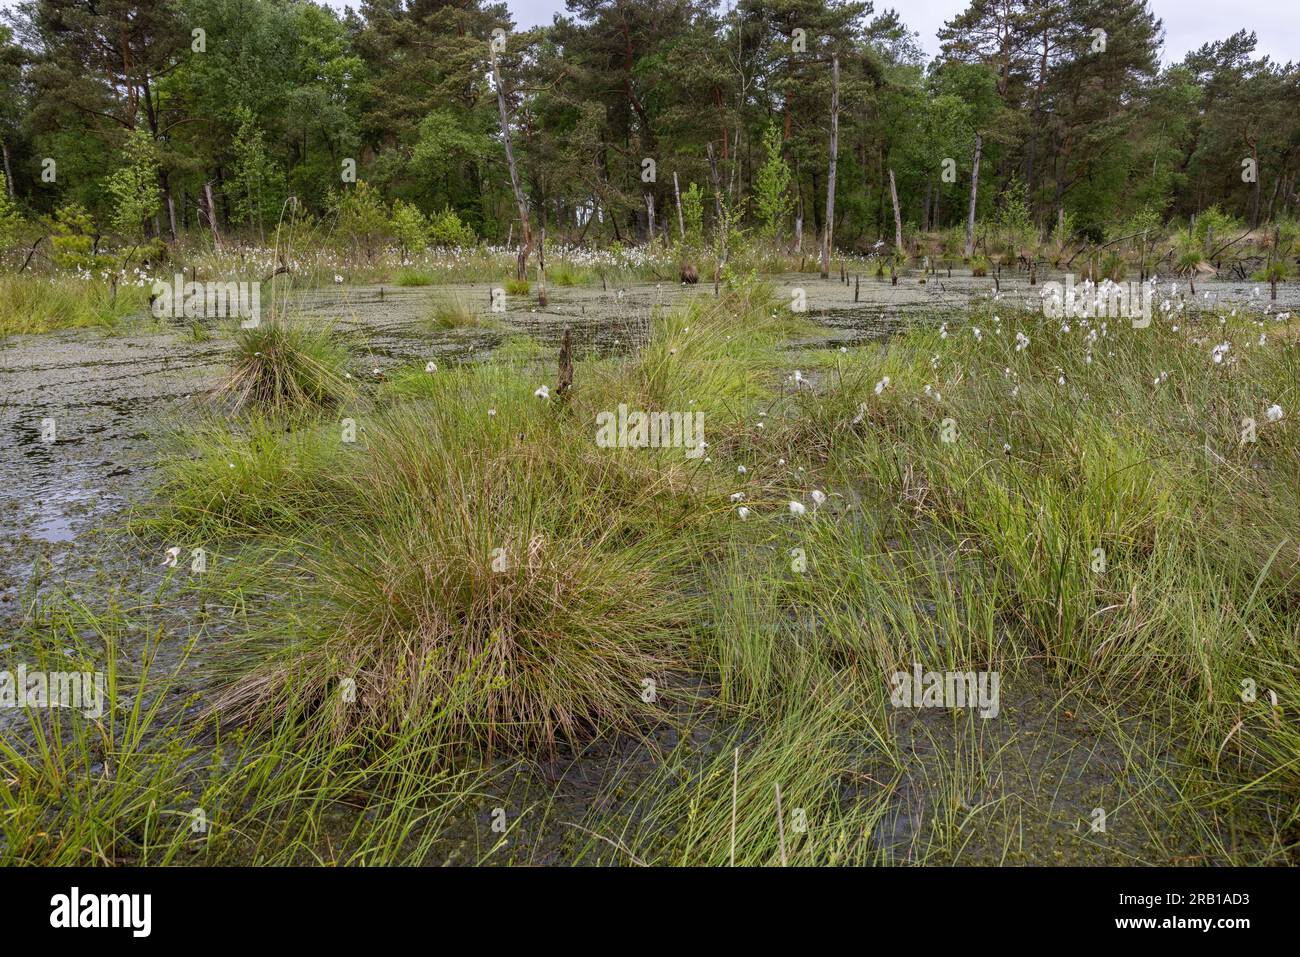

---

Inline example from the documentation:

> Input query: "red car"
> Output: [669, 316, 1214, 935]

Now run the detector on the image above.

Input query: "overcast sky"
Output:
[489, 0, 1298, 65]
[2, 0, 1295, 67]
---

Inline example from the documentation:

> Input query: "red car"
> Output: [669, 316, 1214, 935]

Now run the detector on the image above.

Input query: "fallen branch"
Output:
[17, 235, 43, 273]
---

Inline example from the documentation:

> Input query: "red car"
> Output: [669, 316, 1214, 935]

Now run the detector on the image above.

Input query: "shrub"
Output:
[428, 207, 476, 248]
[390, 200, 429, 256]
[48, 204, 105, 272]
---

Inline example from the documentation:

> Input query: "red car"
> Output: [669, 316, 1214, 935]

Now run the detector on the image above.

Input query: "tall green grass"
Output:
[0, 274, 148, 335]
[8, 280, 1299, 866]
[212, 321, 353, 417]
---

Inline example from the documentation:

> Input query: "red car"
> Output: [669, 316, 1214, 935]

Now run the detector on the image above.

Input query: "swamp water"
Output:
[1, 270, 1289, 864]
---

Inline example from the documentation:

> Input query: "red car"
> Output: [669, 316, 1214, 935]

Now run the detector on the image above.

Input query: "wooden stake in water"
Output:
[775, 782, 788, 867]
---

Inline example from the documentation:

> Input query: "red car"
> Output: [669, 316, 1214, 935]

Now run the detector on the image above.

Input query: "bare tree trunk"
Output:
[964, 133, 983, 260]
[1, 142, 12, 198]
[492, 47, 532, 281]
[1027, 31, 1049, 213]
[673, 171, 685, 241]
[204, 181, 222, 249]
[644, 191, 656, 244]
[706, 141, 724, 224]
[707, 141, 727, 291]
[889, 167, 903, 251]
[537, 226, 547, 307]
[1249, 138, 1261, 229]
[726, 128, 740, 207]
[156, 168, 177, 241]
[820, 54, 839, 279]
[1266, 165, 1283, 223]
[794, 191, 803, 253]
[166, 192, 178, 242]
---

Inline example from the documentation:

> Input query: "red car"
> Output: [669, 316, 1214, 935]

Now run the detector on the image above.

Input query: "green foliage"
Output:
[331, 181, 390, 262]
[426, 295, 498, 329]
[48, 203, 103, 271]
[394, 267, 435, 286]
[680, 182, 704, 248]
[389, 199, 428, 255]
[427, 206, 476, 248]
[995, 177, 1034, 252]
[104, 128, 161, 238]
[228, 105, 287, 239]
[1192, 205, 1238, 251]
[1100, 250, 1126, 280]
[0, 175, 22, 253]
[1174, 228, 1204, 273]
[1123, 204, 1161, 238]
[0, 273, 146, 334]
[754, 123, 793, 242]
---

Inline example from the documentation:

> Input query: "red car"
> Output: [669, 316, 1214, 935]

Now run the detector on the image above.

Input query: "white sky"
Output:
[497, 0, 1299, 66]
[2, 0, 1295, 67]
[488, 0, 1299, 66]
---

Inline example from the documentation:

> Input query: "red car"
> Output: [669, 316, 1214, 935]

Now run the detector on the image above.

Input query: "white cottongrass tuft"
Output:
[788, 500, 806, 516]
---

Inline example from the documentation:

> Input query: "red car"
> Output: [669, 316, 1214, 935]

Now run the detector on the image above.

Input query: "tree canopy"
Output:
[0, 0, 1294, 249]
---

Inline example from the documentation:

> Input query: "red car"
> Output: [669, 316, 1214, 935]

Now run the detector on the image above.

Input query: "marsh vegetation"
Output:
[1, 0, 1298, 869]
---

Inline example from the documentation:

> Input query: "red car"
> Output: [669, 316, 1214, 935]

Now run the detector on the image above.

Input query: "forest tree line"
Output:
[0, 0, 1296, 256]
